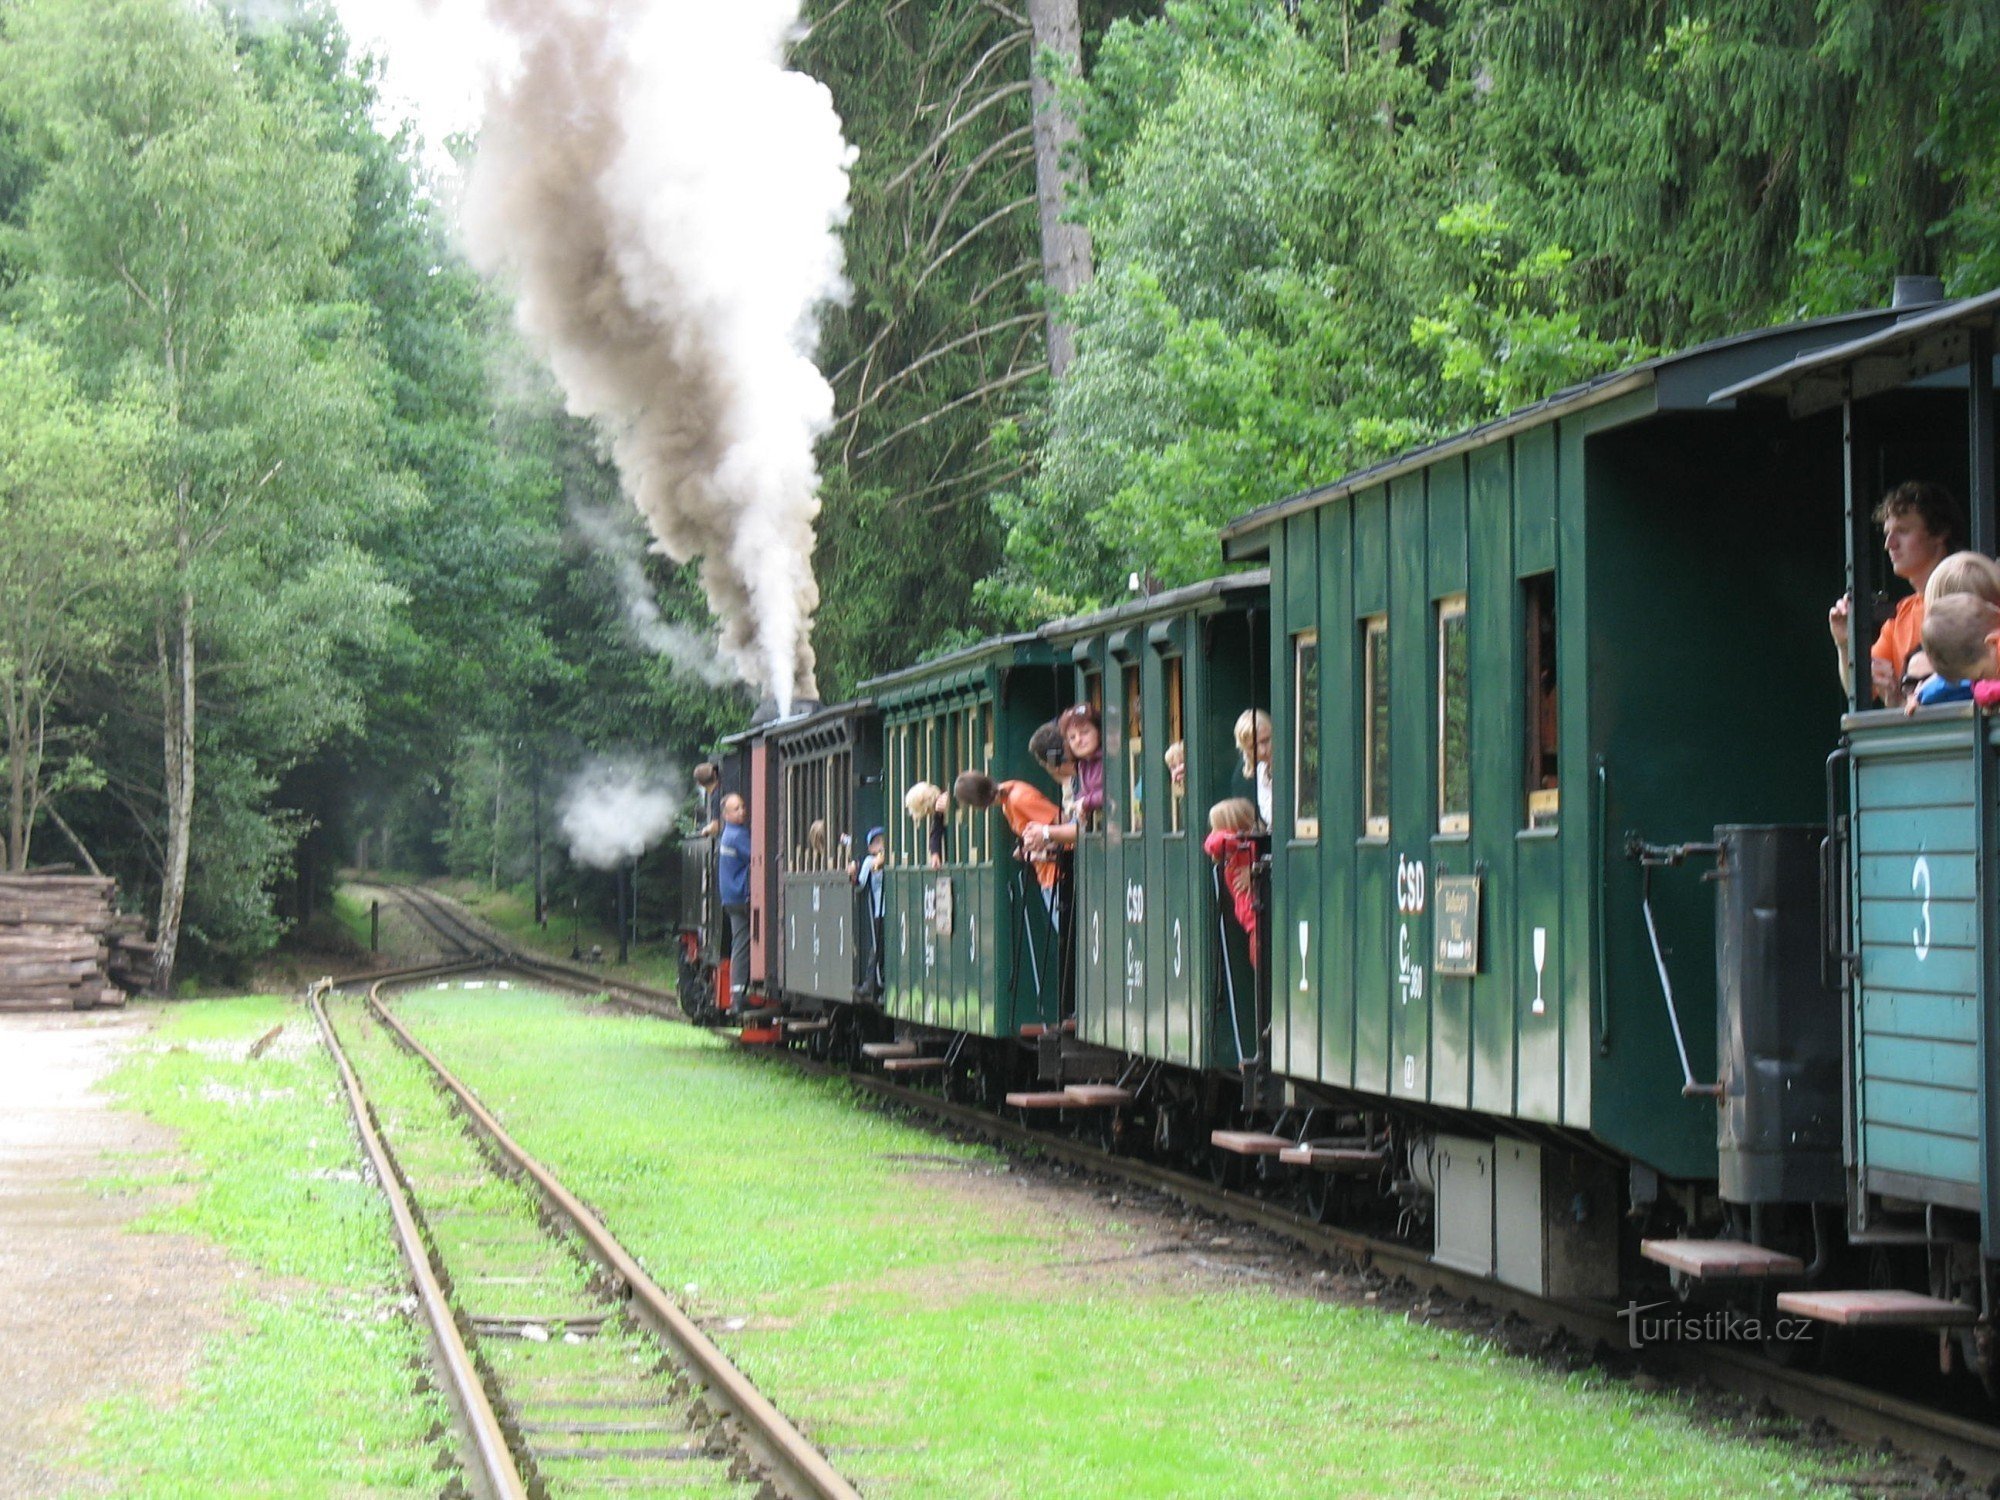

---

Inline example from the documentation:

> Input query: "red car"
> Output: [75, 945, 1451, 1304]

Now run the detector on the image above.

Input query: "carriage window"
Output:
[1294, 632, 1320, 840]
[1124, 664, 1144, 833]
[1363, 616, 1389, 839]
[895, 723, 912, 867]
[1438, 596, 1469, 834]
[1525, 573, 1558, 829]
[1164, 657, 1186, 834]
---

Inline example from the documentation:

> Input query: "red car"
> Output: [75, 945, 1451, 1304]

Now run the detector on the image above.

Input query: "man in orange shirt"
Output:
[953, 771, 1059, 892]
[1829, 481, 1965, 707]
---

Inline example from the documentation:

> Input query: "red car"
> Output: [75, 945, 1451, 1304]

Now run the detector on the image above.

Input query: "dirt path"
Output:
[0, 1010, 236, 1497]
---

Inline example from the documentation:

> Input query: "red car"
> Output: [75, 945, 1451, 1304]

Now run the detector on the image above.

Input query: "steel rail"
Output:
[348, 884, 2000, 1485]
[306, 980, 530, 1500]
[360, 980, 861, 1500]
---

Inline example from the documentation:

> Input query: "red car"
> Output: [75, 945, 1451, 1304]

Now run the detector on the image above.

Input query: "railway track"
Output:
[311, 957, 855, 1500]
[345, 882, 2000, 1490]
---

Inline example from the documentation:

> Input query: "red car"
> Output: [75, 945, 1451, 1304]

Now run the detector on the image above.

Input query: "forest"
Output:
[0, 0, 1995, 984]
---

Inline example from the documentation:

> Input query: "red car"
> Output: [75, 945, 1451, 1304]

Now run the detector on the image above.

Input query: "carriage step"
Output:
[1019, 1019, 1077, 1039]
[1005, 1091, 1074, 1110]
[1210, 1131, 1293, 1157]
[1774, 1289, 1978, 1327]
[1278, 1145, 1387, 1172]
[1641, 1239, 1803, 1280]
[783, 1018, 832, 1034]
[881, 1057, 947, 1074]
[1062, 1085, 1133, 1107]
[861, 1042, 919, 1060]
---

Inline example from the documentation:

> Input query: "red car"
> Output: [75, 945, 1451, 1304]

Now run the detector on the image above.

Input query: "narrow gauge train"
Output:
[673, 280, 2000, 1383]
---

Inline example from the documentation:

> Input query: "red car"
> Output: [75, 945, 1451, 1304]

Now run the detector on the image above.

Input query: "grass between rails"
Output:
[73, 997, 456, 1498]
[326, 999, 763, 1499]
[391, 986, 1854, 1500]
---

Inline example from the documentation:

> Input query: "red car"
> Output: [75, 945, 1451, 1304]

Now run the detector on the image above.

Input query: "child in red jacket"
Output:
[1202, 797, 1262, 969]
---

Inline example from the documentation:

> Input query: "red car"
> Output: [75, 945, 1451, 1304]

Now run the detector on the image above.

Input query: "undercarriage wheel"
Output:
[1207, 1141, 1242, 1190]
[1969, 1322, 2000, 1401]
[1151, 1101, 1192, 1163]
[976, 1052, 1014, 1110]
[1092, 1108, 1126, 1157]
[1301, 1169, 1340, 1225]
[807, 1018, 834, 1063]
[943, 1062, 974, 1105]
[831, 1016, 862, 1071]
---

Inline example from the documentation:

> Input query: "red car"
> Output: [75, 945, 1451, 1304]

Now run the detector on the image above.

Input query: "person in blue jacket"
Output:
[717, 793, 752, 1008]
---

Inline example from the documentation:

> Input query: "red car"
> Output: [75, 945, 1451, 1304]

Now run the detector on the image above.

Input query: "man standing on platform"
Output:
[718, 792, 752, 1009]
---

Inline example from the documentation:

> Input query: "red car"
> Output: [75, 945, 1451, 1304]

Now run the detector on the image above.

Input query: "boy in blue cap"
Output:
[850, 826, 886, 997]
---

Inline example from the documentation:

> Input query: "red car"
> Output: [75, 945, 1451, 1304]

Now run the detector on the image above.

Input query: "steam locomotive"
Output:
[672, 281, 2000, 1382]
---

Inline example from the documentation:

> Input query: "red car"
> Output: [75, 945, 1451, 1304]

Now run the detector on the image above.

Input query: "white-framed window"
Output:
[1363, 615, 1389, 839]
[1293, 631, 1320, 840]
[1437, 594, 1469, 835]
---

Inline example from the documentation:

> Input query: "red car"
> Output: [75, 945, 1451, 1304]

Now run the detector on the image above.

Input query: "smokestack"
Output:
[459, 1, 855, 714]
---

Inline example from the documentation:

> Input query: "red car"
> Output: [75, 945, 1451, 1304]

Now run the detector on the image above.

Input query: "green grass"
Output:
[390, 988, 1851, 1499]
[68, 997, 456, 1498]
[329, 885, 373, 952]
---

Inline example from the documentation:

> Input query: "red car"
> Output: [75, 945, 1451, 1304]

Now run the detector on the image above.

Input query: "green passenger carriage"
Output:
[1044, 574, 1269, 1076]
[771, 703, 881, 1013]
[1218, 305, 1908, 1286]
[861, 636, 1063, 1051]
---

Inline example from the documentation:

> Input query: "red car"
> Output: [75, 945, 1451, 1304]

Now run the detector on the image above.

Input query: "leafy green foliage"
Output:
[0, 327, 161, 868]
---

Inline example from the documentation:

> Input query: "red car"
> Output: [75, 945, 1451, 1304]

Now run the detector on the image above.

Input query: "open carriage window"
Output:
[1164, 657, 1185, 834]
[1363, 615, 1389, 839]
[1124, 663, 1144, 833]
[1524, 573, 1558, 829]
[1438, 596, 1469, 835]
[1294, 631, 1320, 840]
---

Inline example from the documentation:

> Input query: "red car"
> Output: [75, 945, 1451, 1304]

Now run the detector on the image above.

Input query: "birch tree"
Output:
[0, 0, 405, 986]
[0, 330, 162, 872]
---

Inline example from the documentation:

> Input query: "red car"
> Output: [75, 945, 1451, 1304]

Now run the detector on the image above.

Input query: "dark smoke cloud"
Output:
[461, 0, 852, 711]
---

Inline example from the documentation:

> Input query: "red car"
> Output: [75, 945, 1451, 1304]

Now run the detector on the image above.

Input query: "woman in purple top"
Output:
[1058, 704, 1104, 824]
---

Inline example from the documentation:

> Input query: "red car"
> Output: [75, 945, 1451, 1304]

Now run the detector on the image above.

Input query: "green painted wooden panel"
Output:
[1862, 989, 1979, 1043]
[1353, 846, 1393, 1093]
[1387, 472, 1431, 1101]
[1854, 806, 1976, 855]
[1861, 942, 1976, 997]
[1863, 1077, 1978, 1138]
[1430, 838, 1474, 1109]
[1514, 424, 1558, 576]
[1864, 1121, 1980, 1184]
[1468, 441, 1519, 1115]
[1863, 1035, 1979, 1090]
[1353, 487, 1389, 616]
[1859, 852, 1976, 900]
[1316, 505, 1357, 1087]
[1855, 755, 1974, 808]
[1516, 831, 1564, 1121]
[1276, 509, 1321, 1079]
[1555, 420, 1591, 1128]
[1161, 833, 1192, 1066]
[1427, 457, 1468, 594]
[1860, 898, 1978, 950]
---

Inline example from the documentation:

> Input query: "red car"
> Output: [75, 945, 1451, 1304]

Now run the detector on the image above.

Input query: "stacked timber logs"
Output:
[0, 875, 153, 1010]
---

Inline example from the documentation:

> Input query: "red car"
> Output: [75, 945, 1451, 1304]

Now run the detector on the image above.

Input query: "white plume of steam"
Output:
[559, 758, 682, 870]
[570, 503, 737, 687]
[459, 0, 853, 714]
